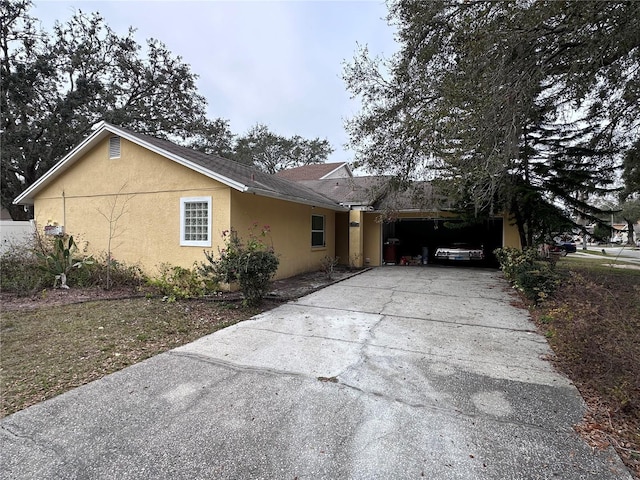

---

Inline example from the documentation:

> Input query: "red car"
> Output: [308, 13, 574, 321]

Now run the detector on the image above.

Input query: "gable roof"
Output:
[14, 122, 346, 211]
[300, 177, 451, 211]
[276, 162, 352, 181]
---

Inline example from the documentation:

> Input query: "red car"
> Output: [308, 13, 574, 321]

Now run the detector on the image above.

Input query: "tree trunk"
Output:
[625, 218, 636, 246]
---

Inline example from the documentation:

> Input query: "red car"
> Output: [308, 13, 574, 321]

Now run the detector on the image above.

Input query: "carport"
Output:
[300, 175, 521, 268]
[382, 216, 504, 267]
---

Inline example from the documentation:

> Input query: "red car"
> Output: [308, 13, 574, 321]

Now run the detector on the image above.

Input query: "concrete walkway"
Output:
[1, 267, 632, 479]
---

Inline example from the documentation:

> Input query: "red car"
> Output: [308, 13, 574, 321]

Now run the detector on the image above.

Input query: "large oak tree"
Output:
[344, 1, 640, 246]
[2, 1, 334, 220]
[232, 123, 333, 174]
[1, 1, 220, 219]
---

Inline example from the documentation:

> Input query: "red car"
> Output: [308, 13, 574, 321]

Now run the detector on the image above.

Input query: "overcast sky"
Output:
[32, 0, 398, 163]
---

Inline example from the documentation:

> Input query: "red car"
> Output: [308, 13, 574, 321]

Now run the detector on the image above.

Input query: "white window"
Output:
[311, 214, 325, 247]
[109, 136, 121, 159]
[180, 197, 212, 247]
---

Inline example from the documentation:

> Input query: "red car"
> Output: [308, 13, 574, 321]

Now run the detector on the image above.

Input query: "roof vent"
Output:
[109, 136, 121, 159]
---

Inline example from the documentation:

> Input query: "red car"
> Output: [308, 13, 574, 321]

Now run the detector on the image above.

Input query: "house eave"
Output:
[112, 127, 248, 192]
[13, 125, 108, 205]
[247, 187, 349, 212]
[13, 121, 250, 206]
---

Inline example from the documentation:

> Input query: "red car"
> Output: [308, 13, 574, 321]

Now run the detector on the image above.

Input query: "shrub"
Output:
[494, 247, 560, 302]
[148, 263, 215, 302]
[0, 248, 51, 295]
[0, 231, 145, 293]
[35, 235, 94, 289]
[320, 255, 340, 279]
[69, 254, 145, 289]
[201, 224, 279, 306]
[592, 223, 611, 243]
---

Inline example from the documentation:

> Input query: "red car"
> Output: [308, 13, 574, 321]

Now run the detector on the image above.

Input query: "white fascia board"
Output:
[320, 162, 353, 179]
[351, 205, 375, 211]
[339, 203, 373, 210]
[13, 123, 248, 205]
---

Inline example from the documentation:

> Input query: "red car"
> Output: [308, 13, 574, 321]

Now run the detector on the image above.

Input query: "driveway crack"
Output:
[333, 312, 387, 380]
[1, 424, 66, 460]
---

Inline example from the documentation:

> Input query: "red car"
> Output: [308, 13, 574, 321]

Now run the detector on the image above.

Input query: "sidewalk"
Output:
[572, 247, 640, 267]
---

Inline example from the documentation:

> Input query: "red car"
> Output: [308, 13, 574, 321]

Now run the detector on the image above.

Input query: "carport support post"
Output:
[349, 209, 364, 268]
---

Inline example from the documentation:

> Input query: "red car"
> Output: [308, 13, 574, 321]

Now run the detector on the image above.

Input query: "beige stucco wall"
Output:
[362, 212, 381, 266]
[502, 214, 521, 249]
[229, 191, 336, 280]
[34, 137, 231, 275]
[348, 210, 364, 267]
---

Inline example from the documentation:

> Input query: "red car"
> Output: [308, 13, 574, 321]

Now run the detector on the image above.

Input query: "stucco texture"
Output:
[34, 137, 231, 276]
[230, 191, 336, 279]
[33, 136, 340, 280]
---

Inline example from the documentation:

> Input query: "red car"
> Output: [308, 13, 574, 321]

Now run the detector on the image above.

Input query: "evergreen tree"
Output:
[344, 0, 640, 246]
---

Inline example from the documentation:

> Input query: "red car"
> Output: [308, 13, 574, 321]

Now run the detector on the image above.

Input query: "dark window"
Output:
[311, 214, 325, 247]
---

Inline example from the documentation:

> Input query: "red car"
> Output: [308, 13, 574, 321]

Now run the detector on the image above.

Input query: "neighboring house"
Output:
[14, 122, 521, 279]
[611, 223, 629, 244]
[275, 162, 352, 181]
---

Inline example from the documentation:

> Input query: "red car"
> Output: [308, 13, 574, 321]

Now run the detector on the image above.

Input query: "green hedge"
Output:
[493, 247, 560, 302]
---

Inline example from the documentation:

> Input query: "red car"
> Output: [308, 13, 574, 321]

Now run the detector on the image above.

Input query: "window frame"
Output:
[311, 214, 326, 248]
[180, 196, 212, 247]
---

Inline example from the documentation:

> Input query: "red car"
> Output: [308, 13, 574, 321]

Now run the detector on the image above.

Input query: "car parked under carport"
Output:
[382, 217, 504, 267]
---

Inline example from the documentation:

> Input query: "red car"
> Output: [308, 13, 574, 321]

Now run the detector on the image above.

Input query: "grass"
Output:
[2, 257, 638, 476]
[572, 248, 640, 268]
[530, 255, 640, 477]
[0, 297, 270, 417]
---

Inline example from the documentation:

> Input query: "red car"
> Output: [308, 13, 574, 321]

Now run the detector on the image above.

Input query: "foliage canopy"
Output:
[1, 1, 334, 219]
[232, 124, 334, 174]
[344, 0, 640, 246]
[1, 0, 213, 219]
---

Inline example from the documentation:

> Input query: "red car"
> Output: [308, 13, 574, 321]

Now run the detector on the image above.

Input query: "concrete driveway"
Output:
[1, 267, 631, 479]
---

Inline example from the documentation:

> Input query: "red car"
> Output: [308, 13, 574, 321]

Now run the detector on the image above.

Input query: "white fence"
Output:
[0, 220, 36, 254]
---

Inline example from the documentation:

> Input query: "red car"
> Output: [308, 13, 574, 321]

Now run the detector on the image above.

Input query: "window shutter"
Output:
[109, 136, 121, 159]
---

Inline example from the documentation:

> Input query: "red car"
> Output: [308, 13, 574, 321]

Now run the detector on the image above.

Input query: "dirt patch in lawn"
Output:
[529, 262, 640, 478]
[0, 267, 365, 418]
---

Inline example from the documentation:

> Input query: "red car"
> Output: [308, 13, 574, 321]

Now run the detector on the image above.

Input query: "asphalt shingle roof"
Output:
[275, 162, 349, 181]
[298, 177, 386, 205]
[111, 125, 345, 211]
[14, 121, 445, 214]
[299, 177, 450, 211]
